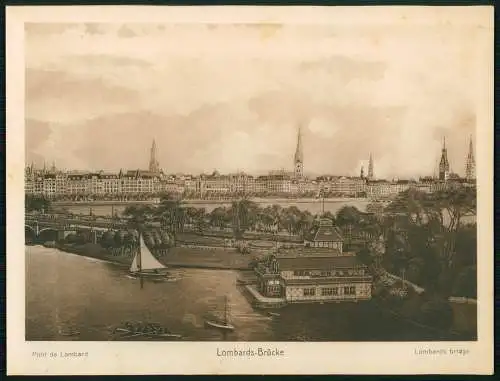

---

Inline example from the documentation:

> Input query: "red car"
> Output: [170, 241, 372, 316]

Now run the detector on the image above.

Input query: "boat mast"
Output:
[138, 230, 143, 289]
[224, 296, 229, 325]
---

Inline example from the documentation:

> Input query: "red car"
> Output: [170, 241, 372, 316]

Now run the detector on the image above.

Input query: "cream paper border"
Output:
[6, 6, 494, 375]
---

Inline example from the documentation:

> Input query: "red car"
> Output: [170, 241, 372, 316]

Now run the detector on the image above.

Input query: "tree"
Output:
[387, 187, 476, 270]
[156, 196, 186, 236]
[100, 230, 116, 249]
[123, 230, 137, 256]
[230, 198, 258, 239]
[383, 186, 477, 296]
[114, 230, 126, 256]
[26, 195, 52, 213]
[336, 206, 362, 227]
[452, 265, 477, 299]
[209, 207, 229, 229]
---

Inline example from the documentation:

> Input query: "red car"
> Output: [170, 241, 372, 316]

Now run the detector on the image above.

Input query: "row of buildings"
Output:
[25, 131, 476, 200]
[24, 166, 474, 200]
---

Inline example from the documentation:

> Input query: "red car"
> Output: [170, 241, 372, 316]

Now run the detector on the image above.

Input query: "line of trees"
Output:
[35, 189, 369, 203]
[359, 187, 477, 299]
[25, 195, 52, 212]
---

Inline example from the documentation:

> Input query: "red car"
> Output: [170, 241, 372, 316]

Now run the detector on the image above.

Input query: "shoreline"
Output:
[49, 242, 253, 271]
[52, 197, 369, 207]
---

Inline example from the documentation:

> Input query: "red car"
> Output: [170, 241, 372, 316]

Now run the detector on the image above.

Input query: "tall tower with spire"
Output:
[438, 137, 450, 181]
[367, 153, 374, 180]
[294, 126, 304, 178]
[465, 135, 476, 182]
[149, 139, 160, 173]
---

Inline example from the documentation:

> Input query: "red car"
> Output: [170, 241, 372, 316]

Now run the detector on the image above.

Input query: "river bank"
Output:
[54, 242, 131, 267]
[52, 197, 368, 207]
[52, 241, 257, 271]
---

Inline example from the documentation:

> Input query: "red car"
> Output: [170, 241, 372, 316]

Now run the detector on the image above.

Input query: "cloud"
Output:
[25, 23, 78, 36]
[117, 25, 137, 38]
[25, 68, 141, 123]
[24, 22, 480, 178]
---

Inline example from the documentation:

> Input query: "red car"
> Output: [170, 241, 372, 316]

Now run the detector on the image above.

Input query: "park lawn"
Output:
[176, 233, 228, 246]
[57, 242, 132, 266]
[163, 246, 264, 269]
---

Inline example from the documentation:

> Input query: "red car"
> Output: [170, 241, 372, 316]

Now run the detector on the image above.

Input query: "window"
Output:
[321, 287, 338, 296]
[267, 285, 281, 296]
[303, 288, 316, 296]
[344, 286, 356, 295]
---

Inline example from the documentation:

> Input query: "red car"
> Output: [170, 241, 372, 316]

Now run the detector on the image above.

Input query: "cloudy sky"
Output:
[25, 21, 479, 178]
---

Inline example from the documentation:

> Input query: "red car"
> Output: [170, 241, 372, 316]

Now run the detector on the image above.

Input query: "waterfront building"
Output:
[366, 179, 417, 199]
[199, 171, 231, 195]
[99, 171, 120, 194]
[439, 137, 450, 181]
[66, 172, 91, 196]
[255, 252, 372, 302]
[255, 218, 372, 303]
[465, 135, 476, 182]
[318, 176, 366, 197]
[157, 180, 185, 194]
[263, 173, 293, 194]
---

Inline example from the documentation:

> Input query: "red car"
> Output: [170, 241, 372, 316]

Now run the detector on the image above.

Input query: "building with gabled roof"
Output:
[304, 218, 344, 252]
[254, 217, 372, 303]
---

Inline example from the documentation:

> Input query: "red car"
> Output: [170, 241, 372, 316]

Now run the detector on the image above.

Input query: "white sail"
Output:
[130, 252, 139, 272]
[130, 235, 165, 273]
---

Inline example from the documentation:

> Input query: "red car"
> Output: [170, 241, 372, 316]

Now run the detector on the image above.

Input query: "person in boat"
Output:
[125, 321, 135, 333]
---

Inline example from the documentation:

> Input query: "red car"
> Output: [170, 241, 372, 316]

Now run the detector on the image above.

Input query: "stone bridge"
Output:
[25, 214, 165, 243]
[24, 216, 108, 243]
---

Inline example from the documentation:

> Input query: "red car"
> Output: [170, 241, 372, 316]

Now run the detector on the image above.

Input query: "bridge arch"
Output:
[38, 227, 59, 242]
[38, 227, 59, 235]
[25, 224, 36, 234]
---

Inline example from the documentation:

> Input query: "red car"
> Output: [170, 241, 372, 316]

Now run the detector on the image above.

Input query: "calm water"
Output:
[58, 200, 370, 217]
[26, 246, 457, 342]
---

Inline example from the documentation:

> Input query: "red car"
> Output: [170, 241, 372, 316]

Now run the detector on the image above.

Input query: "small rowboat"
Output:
[114, 327, 182, 339]
[113, 322, 182, 340]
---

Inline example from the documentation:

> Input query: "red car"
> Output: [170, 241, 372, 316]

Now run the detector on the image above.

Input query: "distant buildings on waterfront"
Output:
[25, 130, 476, 200]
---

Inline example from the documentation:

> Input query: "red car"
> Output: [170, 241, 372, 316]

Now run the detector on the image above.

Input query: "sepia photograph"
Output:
[7, 5, 494, 375]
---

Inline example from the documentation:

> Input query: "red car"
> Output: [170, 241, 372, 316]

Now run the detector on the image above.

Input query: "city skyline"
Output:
[26, 22, 477, 178]
[28, 133, 474, 180]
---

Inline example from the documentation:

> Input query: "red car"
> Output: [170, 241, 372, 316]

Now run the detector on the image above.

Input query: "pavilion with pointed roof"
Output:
[304, 218, 344, 253]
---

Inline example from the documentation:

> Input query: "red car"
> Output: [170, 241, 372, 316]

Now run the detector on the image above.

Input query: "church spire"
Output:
[438, 136, 450, 181]
[367, 153, 374, 180]
[294, 125, 304, 178]
[465, 135, 475, 182]
[149, 139, 160, 173]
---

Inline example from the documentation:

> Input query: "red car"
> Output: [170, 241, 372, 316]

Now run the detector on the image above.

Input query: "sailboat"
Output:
[129, 233, 170, 281]
[205, 296, 235, 331]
